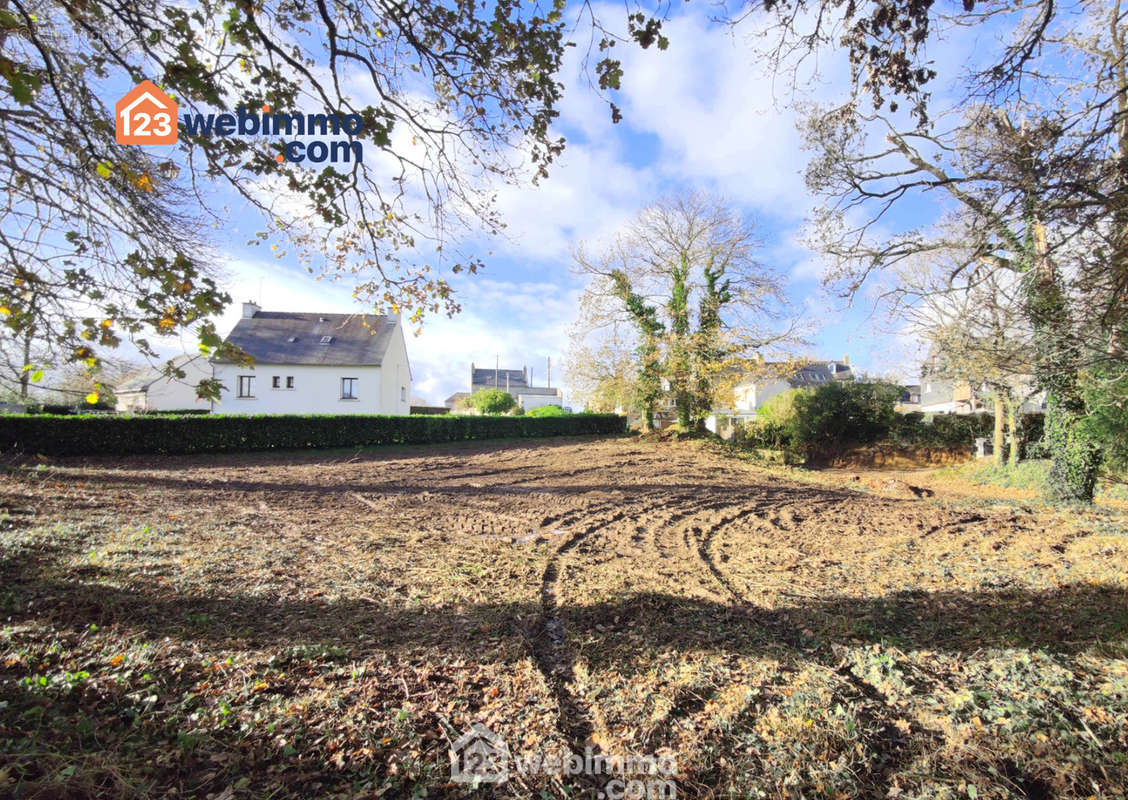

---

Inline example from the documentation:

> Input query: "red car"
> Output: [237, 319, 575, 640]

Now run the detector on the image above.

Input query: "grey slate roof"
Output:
[116, 354, 207, 393]
[784, 361, 852, 387]
[472, 367, 528, 390]
[217, 312, 398, 366]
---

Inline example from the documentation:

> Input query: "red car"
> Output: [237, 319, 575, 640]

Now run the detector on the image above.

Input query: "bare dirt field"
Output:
[2, 435, 1126, 799]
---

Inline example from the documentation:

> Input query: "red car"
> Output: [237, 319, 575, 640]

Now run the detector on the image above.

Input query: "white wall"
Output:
[116, 358, 213, 412]
[518, 392, 562, 411]
[377, 321, 412, 415]
[213, 363, 391, 414]
[731, 378, 791, 414]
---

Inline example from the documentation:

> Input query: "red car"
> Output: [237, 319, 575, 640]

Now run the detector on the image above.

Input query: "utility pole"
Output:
[546, 356, 551, 388]
[495, 355, 499, 388]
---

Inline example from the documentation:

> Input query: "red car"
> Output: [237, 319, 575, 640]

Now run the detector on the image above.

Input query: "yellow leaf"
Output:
[253, 681, 269, 692]
[85, 391, 99, 405]
[0, 306, 9, 315]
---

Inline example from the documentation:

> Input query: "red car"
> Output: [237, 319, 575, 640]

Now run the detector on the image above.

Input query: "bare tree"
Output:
[563, 321, 638, 415]
[897, 250, 1037, 466]
[573, 192, 802, 430]
[801, 0, 1128, 500]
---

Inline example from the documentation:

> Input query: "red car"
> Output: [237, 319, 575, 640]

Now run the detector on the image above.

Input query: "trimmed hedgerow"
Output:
[0, 413, 626, 456]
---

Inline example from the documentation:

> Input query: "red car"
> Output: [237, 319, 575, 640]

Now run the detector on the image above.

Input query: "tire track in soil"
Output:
[687, 503, 776, 604]
[682, 493, 953, 796]
[532, 505, 631, 763]
[532, 489, 746, 781]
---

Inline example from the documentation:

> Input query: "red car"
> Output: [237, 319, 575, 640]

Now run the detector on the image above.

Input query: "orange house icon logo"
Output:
[115, 80, 177, 145]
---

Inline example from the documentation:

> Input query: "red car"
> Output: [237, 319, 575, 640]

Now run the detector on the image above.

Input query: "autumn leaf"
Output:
[84, 391, 99, 404]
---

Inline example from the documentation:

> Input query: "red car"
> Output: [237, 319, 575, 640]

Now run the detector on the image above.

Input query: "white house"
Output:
[705, 357, 854, 435]
[212, 303, 412, 415]
[733, 358, 853, 413]
[115, 354, 213, 412]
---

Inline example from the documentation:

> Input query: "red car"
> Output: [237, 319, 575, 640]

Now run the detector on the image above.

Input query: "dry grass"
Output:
[1, 436, 1126, 799]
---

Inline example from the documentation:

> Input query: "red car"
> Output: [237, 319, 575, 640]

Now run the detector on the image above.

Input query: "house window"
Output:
[237, 376, 255, 398]
[341, 377, 358, 400]
[400, 386, 407, 402]
[272, 376, 281, 389]
[286, 376, 294, 389]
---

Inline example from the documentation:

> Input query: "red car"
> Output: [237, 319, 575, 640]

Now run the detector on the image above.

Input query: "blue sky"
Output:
[169, 5, 966, 406]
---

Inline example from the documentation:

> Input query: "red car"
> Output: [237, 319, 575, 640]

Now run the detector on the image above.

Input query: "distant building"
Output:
[730, 357, 854, 415]
[115, 354, 213, 413]
[705, 356, 854, 436]
[212, 302, 411, 415]
[444, 391, 471, 410]
[470, 362, 562, 411]
[896, 384, 922, 413]
[918, 356, 1046, 414]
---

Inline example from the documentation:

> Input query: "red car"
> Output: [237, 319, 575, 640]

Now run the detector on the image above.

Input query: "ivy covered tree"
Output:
[610, 269, 666, 430]
[575, 193, 801, 431]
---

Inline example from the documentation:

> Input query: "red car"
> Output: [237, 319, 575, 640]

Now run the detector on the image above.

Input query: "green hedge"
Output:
[0, 413, 626, 456]
[736, 410, 1046, 457]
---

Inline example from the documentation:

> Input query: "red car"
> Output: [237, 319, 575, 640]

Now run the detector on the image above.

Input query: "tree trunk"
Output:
[675, 389, 692, 428]
[1007, 398, 1020, 468]
[1028, 219, 1100, 502]
[19, 327, 32, 400]
[993, 393, 1005, 467]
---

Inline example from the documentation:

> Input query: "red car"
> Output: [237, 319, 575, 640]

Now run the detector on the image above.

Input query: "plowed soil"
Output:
[2, 436, 1126, 799]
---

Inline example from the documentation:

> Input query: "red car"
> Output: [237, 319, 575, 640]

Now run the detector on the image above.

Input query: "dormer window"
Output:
[320, 335, 333, 344]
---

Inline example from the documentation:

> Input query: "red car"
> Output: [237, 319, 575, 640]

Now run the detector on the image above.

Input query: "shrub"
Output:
[467, 389, 516, 415]
[0, 413, 627, 456]
[756, 389, 808, 429]
[527, 405, 569, 417]
[742, 420, 790, 450]
[789, 381, 902, 456]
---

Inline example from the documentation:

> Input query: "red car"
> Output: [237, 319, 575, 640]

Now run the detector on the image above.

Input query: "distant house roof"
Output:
[785, 360, 852, 387]
[472, 367, 528, 390]
[116, 354, 208, 393]
[514, 386, 562, 397]
[217, 312, 399, 366]
[445, 391, 470, 408]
